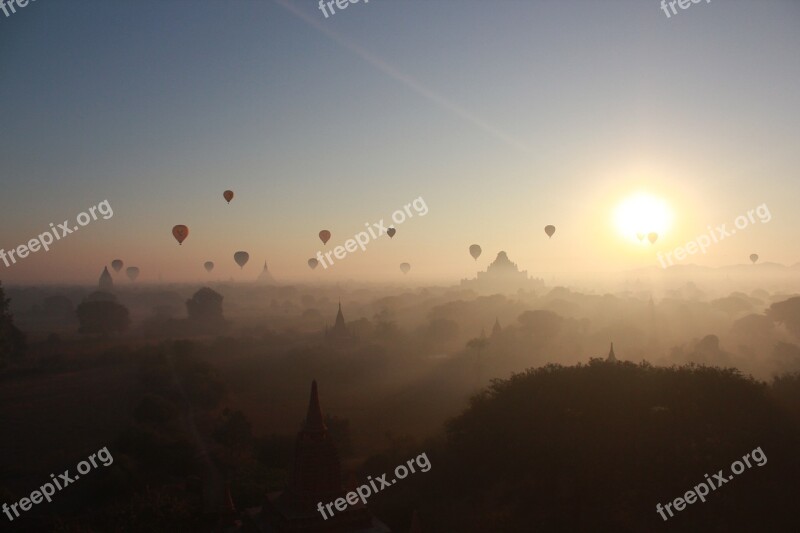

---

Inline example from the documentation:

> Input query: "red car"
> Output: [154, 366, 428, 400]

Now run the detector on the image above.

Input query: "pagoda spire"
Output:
[607, 342, 616, 362]
[303, 380, 327, 432]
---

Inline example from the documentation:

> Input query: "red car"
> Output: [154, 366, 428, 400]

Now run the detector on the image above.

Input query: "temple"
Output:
[460, 251, 544, 294]
[257, 262, 276, 284]
[606, 342, 617, 362]
[244, 381, 390, 532]
[325, 302, 354, 341]
[99, 266, 113, 291]
[491, 318, 502, 338]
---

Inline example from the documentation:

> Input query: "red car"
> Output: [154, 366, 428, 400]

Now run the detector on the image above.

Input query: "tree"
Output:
[76, 293, 130, 336]
[517, 309, 563, 344]
[0, 281, 25, 366]
[186, 287, 226, 328]
[768, 297, 800, 339]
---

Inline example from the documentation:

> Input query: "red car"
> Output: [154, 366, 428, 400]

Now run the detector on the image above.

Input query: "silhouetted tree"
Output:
[517, 309, 563, 344]
[768, 297, 800, 339]
[213, 409, 254, 454]
[0, 281, 26, 365]
[186, 287, 226, 332]
[76, 294, 130, 336]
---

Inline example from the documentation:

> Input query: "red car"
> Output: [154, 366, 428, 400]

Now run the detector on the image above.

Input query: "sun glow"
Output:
[614, 193, 673, 244]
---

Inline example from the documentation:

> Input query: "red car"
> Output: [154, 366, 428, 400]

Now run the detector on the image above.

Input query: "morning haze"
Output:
[0, 0, 798, 531]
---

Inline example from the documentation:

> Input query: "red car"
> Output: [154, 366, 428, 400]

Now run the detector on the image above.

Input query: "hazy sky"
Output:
[1, 0, 798, 284]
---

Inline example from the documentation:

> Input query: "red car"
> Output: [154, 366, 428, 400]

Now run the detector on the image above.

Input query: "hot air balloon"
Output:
[750, 254, 759, 264]
[234, 251, 250, 269]
[308, 258, 319, 269]
[111, 259, 123, 273]
[469, 244, 482, 261]
[648, 232, 658, 244]
[544, 225, 556, 238]
[223, 190, 234, 204]
[126, 266, 140, 281]
[400, 262, 411, 274]
[172, 225, 189, 245]
[636, 233, 645, 242]
[319, 230, 331, 245]
[387, 228, 396, 238]
[204, 261, 215, 272]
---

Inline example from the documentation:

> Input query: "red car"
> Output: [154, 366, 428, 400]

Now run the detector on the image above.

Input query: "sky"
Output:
[0, 0, 798, 284]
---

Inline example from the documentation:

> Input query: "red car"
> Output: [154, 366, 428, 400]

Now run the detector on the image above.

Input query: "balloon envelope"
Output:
[308, 258, 319, 270]
[387, 228, 396, 238]
[111, 259, 123, 272]
[544, 225, 556, 238]
[204, 261, 215, 272]
[234, 251, 250, 269]
[172, 225, 189, 245]
[223, 190, 234, 203]
[750, 254, 759, 264]
[636, 232, 645, 242]
[126, 266, 140, 281]
[648, 232, 658, 244]
[469, 244, 482, 261]
[319, 230, 331, 245]
[400, 262, 411, 274]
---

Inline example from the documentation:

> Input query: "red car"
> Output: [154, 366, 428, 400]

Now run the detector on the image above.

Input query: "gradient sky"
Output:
[1, 0, 798, 284]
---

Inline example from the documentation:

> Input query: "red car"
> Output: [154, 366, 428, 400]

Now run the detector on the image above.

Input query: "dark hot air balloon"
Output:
[387, 228, 396, 238]
[223, 190, 234, 204]
[126, 266, 140, 281]
[172, 225, 189, 245]
[750, 254, 759, 264]
[469, 244, 482, 261]
[204, 261, 214, 272]
[400, 262, 411, 274]
[544, 225, 556, 238]
[648, 232, 658, 244]
[234, 251, 250, 269]
[111, 259, 123, 273]
[308, 258, 319, 269]
[319, 230, 331, 245]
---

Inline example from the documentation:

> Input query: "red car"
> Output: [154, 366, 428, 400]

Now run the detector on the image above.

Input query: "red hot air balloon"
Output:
[400, 262, 411, 274]
[319, 230, 331, 245]
[648, 232, 658, 244]
[234, 251, 250, 269]
[223, 190, 234, 204]
[544, 225, 556, 238]
[308, 258, 319, 269]
[469, 244, 482, 261]
[204, 261, 215, 272]
[387, 228, 396, 238]
[111, 259, 123, 272]
[172, 225, 189, 245]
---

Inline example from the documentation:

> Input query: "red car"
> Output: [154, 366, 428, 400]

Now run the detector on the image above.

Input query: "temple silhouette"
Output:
[257, 262, 276, 284]
[325, 302, 355, 342]
[460, 251, 544, 294]
[99, 266, 113, 291]
[243, 381, 390, 532]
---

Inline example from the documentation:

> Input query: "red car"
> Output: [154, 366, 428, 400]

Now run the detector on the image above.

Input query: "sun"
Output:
[614, 193, 673, 244]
